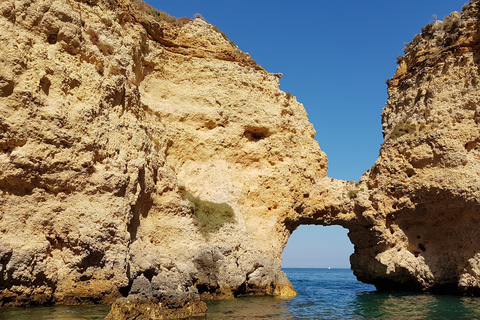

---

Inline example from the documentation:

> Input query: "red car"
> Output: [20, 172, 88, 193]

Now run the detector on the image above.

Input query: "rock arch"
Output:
[2, 0, 480, 319]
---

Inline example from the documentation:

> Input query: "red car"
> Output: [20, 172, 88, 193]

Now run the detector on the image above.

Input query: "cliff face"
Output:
[350, 0, 480, 293]
[2, 0, 480, 318]
[0, 0, 330, 315]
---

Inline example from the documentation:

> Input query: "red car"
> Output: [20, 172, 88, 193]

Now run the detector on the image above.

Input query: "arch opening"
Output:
[282, 225, 353, 268]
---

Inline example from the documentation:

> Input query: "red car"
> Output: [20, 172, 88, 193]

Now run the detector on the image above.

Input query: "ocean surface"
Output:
[3, 268, 480, 319]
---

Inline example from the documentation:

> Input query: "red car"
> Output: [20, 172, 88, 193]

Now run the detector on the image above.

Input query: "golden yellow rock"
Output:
[2, 0, 480, 318]
[0, 0, 325, 314]
[352, 0, 480, 293]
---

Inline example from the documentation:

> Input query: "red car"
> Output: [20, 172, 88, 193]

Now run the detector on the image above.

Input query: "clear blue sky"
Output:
[147, 0, 469, 268]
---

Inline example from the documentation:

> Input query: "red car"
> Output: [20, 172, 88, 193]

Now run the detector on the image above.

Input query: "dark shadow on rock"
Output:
[127, 167, 153, 241]
[383, 188, 480, 294]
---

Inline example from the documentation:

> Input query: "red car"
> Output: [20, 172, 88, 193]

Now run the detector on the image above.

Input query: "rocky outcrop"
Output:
[262, 0, 480, 295]
[347, 0, 480, 293]
[2, 0, 480, 317]
[0, 0, 323, 315]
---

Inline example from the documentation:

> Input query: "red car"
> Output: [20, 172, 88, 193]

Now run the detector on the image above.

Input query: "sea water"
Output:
[281, 268, 480, 319]
[207, 268, 480, 319]
[3, 268, 480, 319]
[0, 304, 111, 320]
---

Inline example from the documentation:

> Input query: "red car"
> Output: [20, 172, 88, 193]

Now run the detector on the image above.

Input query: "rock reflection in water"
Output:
[353, 292, 480, 319]
[0, 297, 291, 320]
[3, 287, 480, 319]
[202, 296, 291, 319]
[0, 305, 110, 320]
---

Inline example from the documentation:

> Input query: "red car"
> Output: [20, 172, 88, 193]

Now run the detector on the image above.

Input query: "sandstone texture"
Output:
[2, 0, 480, 318]
[0, 0, 325, 316]
[349, 0, 480, 293]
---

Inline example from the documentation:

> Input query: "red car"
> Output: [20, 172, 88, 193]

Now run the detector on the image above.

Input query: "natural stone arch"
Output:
[281, 224, 354, 268]
[3, 1, 480, 319]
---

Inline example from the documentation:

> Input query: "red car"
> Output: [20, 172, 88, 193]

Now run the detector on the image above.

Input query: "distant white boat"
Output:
[328, 266, 331, 270]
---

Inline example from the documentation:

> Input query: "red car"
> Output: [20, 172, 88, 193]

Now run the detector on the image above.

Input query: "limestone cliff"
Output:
[0, 0, 328, 316]
[265, 0, 480, 295]
[2, 0, 480, 318]
[348, 0, 480, 293]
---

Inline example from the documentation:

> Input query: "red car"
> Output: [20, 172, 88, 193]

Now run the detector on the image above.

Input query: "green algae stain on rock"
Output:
[184, 191, 235, 233]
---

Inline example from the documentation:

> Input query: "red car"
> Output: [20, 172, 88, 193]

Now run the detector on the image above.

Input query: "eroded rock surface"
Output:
[348, 0, 480, 293]
[0, 0, 325, 316]
[2, 0, 480, 318]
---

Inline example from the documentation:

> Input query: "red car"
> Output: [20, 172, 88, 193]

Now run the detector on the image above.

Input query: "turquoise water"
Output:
[281, 268, 480, 319]
[3, 268, 480, 319]
[207, 268, 480, 319]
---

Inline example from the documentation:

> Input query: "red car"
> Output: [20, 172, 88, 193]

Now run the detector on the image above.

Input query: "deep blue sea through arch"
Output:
[3, 268, 480, 319]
